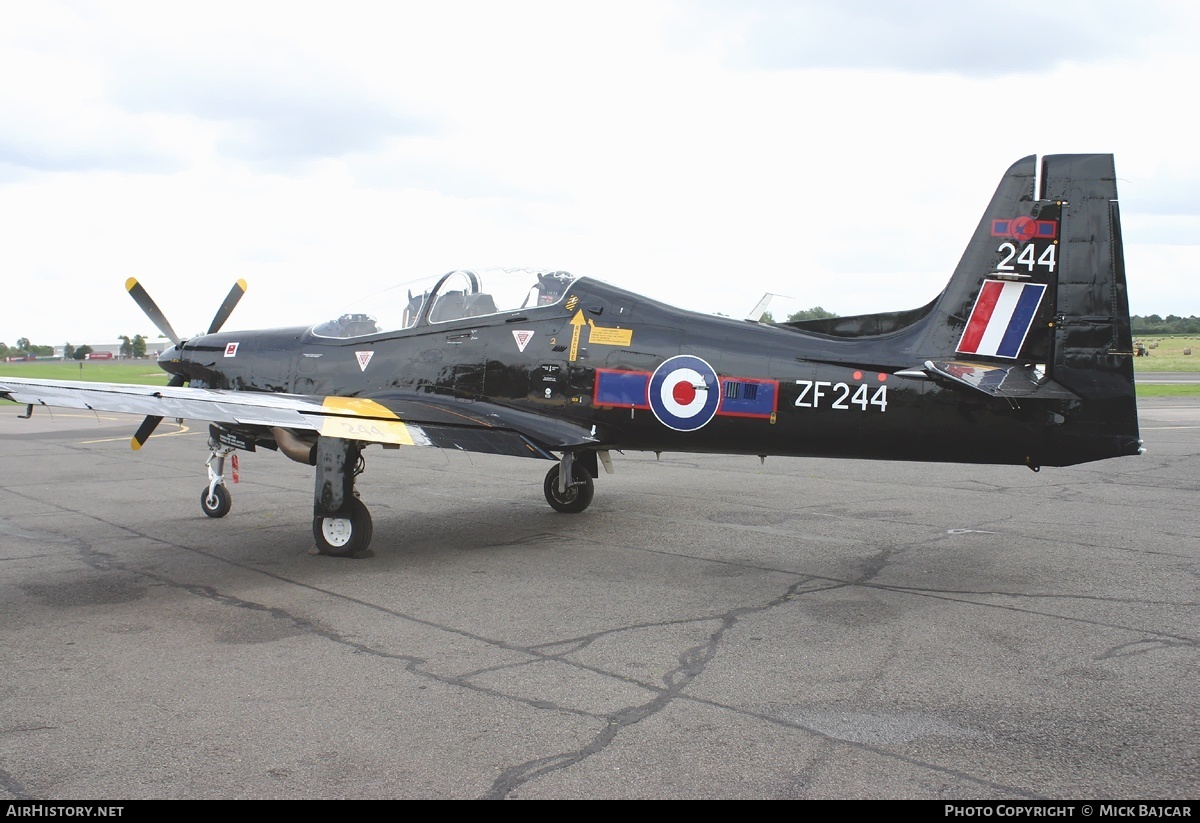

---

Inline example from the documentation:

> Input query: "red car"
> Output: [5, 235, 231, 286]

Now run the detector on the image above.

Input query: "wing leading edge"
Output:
[0, 377, 594, 459]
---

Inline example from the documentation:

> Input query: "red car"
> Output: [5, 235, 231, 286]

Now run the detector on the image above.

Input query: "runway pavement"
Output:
[0, 401, 1196, 799]
[1135, 371, 1200, 384]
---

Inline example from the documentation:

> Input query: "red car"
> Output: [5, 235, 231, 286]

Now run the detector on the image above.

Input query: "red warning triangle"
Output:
[512, 330, 534, 352]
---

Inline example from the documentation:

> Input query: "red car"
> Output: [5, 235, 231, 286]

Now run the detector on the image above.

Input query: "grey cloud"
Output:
[0, 138, 184, 176]
[1122, 216, 1200, 246]
[1118, 172, 1200, 218]
[110, 51, 440, 166]
[681, 0, 1177, 77]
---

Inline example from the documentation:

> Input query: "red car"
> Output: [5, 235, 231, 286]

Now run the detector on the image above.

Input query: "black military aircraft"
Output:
[1, 154, 1142, 556]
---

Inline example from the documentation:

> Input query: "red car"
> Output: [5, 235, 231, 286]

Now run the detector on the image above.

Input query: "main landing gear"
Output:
[312, 495, 373, 557]
[198, 437, 606, 557]
[542, 451, 597, 514]
[203, 432, 376, 556]
[311, 437, 373, 557]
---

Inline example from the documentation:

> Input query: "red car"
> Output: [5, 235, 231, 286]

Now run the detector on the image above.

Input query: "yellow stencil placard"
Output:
[587, 322, 633, 347]
[319, 397, 415, 446]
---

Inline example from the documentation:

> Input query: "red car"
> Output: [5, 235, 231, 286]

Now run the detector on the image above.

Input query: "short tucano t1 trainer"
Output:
[1, 154, 1142, 556]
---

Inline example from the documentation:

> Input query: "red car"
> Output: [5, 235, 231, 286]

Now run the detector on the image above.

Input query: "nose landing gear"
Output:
[201, 442, 236, 518]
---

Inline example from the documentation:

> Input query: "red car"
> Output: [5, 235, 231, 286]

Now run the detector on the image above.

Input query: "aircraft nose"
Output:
[157, 343, 189, 381]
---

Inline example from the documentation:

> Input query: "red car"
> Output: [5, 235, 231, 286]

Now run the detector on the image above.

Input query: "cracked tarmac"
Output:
[0, 401, 1196, 799]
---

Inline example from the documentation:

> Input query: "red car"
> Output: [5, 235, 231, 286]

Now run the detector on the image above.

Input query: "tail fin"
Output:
[921, 153, 1141, 466]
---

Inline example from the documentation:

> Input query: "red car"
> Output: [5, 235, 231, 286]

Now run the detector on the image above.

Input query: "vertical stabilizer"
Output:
[914, 154, 1140, 465]
[916, 154, 1058, 365]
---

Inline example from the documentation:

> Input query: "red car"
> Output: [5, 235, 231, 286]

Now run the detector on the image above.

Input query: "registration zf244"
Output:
[794, 380, 889, 412]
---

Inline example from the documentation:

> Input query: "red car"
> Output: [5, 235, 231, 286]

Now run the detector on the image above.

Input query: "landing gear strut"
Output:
[311, 437, 373, 556]
[201, 442, 235, 518]
[543, 452, 594, 514]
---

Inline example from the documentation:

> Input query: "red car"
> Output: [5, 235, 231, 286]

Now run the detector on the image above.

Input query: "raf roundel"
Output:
[648, 355, 720, 432]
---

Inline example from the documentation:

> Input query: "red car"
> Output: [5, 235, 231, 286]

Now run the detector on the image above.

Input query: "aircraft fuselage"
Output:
[161, 277, 1134, 470]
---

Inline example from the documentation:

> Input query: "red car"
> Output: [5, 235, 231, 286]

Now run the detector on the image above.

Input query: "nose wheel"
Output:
[201, 484, 232, 518]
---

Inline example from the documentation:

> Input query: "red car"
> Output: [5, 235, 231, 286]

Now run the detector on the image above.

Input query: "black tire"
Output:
[312, 497, 373, 557]
[543, 463, 594, 514]
[200, 484, 232, 518]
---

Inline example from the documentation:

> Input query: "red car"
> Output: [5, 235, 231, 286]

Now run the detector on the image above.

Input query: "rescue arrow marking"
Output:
[569, 310, 586, 362]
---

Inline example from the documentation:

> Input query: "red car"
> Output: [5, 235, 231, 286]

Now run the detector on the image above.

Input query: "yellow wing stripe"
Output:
[319, 397, 415, 446]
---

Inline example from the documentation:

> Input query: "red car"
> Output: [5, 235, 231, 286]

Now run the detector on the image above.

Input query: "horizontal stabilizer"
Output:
[922, 360, 1080, 400]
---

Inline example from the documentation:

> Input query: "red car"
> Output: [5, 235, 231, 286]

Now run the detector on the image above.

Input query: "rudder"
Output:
[1040, 153, 1141, 463]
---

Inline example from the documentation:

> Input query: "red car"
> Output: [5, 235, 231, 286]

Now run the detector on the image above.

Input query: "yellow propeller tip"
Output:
[125, 277, 139, 291]
[130, 438, 143, 451]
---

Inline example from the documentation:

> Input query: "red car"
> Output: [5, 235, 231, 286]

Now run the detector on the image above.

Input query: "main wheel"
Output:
[312, 496, 373, 557]
[543, 463, 594, 514]
[200, 484, 232, 518]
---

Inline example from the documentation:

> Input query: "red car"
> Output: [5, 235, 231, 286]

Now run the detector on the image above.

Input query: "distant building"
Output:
[53, 343, 124, 359]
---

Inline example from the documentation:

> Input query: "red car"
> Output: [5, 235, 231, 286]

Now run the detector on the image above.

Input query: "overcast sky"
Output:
[2, 0, 1198, 346]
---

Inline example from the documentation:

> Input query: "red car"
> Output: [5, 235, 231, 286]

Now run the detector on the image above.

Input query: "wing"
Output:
[0, 377, 596, 459]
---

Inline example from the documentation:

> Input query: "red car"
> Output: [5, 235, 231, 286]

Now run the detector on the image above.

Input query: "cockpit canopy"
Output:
[312, 268, 576, 339]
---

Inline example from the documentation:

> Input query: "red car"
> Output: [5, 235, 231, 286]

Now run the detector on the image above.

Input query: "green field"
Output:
[0, 360, 171, 385]
[1131, 336, 1199, 395]
[1133, 336, 1200, 372]
[0, 361, 170, 404]
[1136, 383, 1200, 398]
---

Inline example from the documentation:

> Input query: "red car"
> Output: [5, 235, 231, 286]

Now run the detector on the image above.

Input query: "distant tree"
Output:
[1131, 314, 1200, 335]
[9, 337, 49, 356]
[73, 345, 93, 361]
[0, 342, 8, 359]
[132, 334, 147, 358]
[63, 342, 76, 360]
[118, 335, 133, 358]
[787, 306, 839, 322]
[758, 310, 776, 323]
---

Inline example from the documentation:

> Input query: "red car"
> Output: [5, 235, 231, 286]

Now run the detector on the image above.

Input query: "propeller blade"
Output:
[130, 416, 164, 451]
[126, 277, 180, 345]
[130, 374, 187, 450]
[207, 279, 248, 335]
